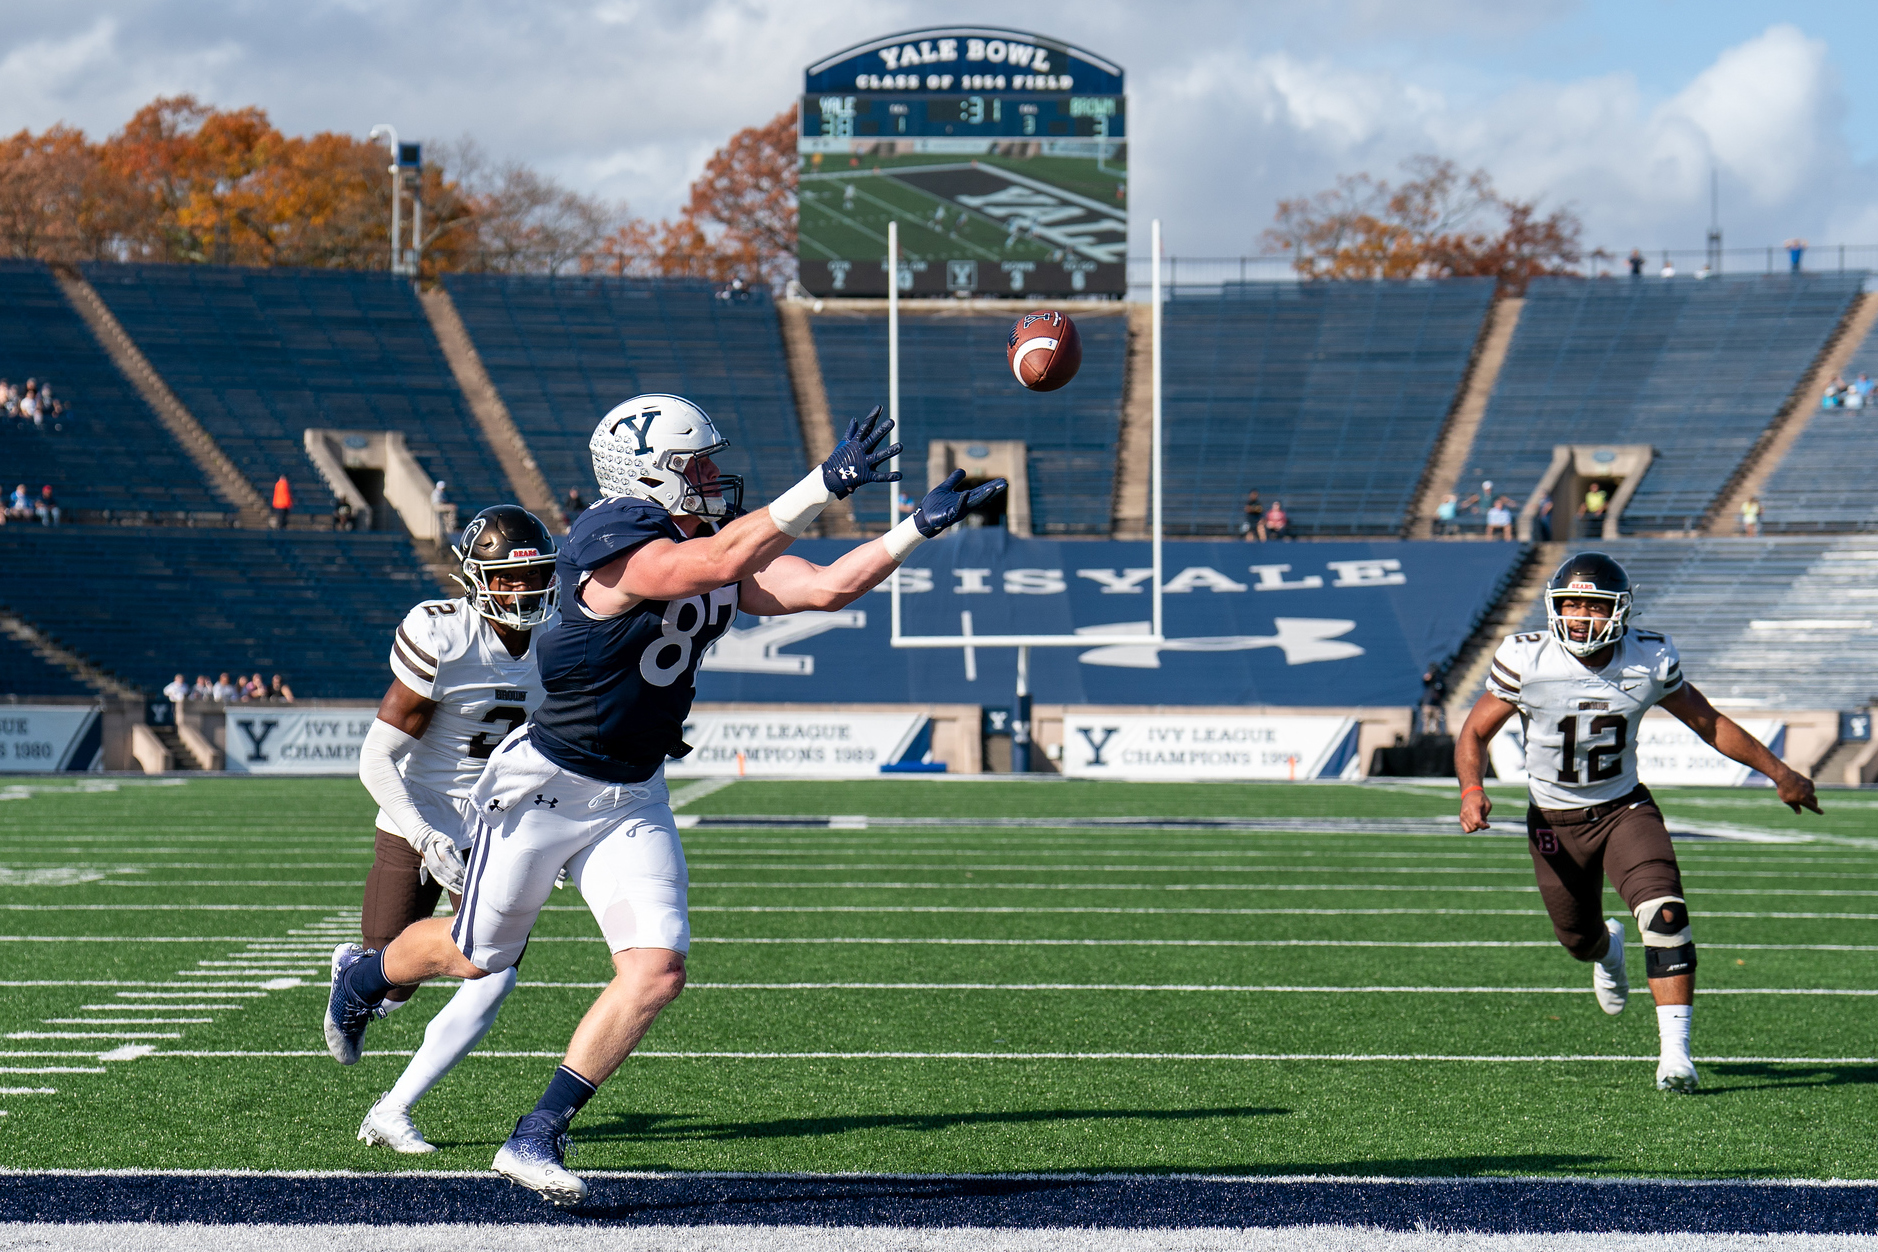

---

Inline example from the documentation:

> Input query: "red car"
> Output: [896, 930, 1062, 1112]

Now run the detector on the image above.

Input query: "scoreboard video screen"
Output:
[798, 28, 1126, 299]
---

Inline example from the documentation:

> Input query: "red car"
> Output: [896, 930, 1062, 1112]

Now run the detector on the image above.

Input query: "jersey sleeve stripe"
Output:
[1493, 660, 1522, 681]
[397, 625, 439, 668]
[393, 639, 437, 682]
[1490, 660, 1521, 686]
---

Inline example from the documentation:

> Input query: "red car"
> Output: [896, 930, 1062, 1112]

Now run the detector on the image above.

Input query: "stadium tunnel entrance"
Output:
[1521, 444, 1653, 541]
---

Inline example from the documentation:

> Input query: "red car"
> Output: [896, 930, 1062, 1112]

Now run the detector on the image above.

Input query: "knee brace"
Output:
[1634, 895, 1696, 978]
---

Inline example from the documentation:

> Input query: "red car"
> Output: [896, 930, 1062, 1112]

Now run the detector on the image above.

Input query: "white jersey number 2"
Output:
[1554, 714, 1629, 784]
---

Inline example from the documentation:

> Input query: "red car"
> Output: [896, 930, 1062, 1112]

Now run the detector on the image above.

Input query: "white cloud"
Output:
[0, 5, 1868, 260]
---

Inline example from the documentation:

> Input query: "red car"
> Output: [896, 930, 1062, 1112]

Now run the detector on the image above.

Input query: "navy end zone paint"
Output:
[1, 1172, 1874, 1232]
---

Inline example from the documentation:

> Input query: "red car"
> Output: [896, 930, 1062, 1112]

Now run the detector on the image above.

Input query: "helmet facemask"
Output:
[456, 555, 559, 630]
[1545, 585, 1631, 657]
[663, 443, 745, 520]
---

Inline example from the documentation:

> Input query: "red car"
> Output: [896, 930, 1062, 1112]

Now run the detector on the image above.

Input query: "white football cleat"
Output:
[1592, 917, 1628, 1015]
[358, 1093, 437, 1155]
[1656, 1056, 1699, 1093]
[493, 1112, 588, 1207]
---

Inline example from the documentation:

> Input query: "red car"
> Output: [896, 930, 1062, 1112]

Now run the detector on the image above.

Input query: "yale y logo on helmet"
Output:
[590, 393, 745, 520]
[1544, 551, 1633, 657]
[452, 504, 560, 629]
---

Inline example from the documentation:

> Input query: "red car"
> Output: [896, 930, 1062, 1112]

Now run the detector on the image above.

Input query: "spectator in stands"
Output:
[332, 498, 357, 532]
[1264, 499, 1290, 540]
[1628, 249, 1645, 278]
[191, 675, 213, 701]
[1580, 481, 1609, 537]
[5, 484, 26, 521]
[1740, 496, 1762, 537]
[18, 388, 38, 425]
[1241, 490, 1266, 541]
[1824, 376, 1848, 408]
[271, 475, 293, 529]
[564, 486, 587, 519]
[244, 672, 268, 702]
[1486, 495, 1515, 541]
[269, 674, 295, 703]
[1787, 238, 1807, 272]
[431, 480, 452, 537]
[1660, 259, 1676, 279]
[1434, 494, 1459, 536]
[1856, 375, 1875, 407]
[163, 674, 189, 711]
[1535, 494, 1554, 542]
[212, 672, 239, 703]
[1420, 667, 1449, 736]
[35, 484, 59, 526]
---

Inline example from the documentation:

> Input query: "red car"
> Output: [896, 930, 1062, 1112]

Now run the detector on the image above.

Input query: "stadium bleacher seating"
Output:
[810, 310, 1127, 534]
[1459, 274, 1863, 534]
[1492, 537, 1878, 711]
[1758, 321, 1878, 532]
[0, 630, 95, 698]
[1160, 279, 1496, 537]
[442, 274, 807, 507]
[81, 263, 511, 520]
[0, 528, 436, 697]
[0, 260, 229, 519]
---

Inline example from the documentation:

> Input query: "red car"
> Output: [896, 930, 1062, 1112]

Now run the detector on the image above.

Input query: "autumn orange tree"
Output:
[0, 95, 798, 283]
[1263, 156, 1581, 292]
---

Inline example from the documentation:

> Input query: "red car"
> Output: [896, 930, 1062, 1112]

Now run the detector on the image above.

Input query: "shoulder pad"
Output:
[399, 598, 473, 666]
[565, 497, 683, 573]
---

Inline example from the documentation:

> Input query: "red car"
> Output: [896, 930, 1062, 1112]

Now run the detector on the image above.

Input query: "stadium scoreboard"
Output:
[798, 28, 1126, 299]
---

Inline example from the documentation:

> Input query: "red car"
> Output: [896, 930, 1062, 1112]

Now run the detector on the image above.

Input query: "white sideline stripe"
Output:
[0, 981, 278, 989]
[43, 1019, 210, 1024]
[0, 1088, 55, 1094]
[692, 881, 1878, 897]
[7, 1032, 179, 1039]
[675, 937, 1878, 952]
[126, 1049, 1878, 1065]
[0, 905, 355, 911]
[0, 936, 333, 943]
[683, 906, 1878, 921]
[103, 881, 366, 887]
[686, 863, 1537, 875]
[0, 1067, 104, 1074]
[514, 980, 1878, 996]
[78, 1005, 242, 1012]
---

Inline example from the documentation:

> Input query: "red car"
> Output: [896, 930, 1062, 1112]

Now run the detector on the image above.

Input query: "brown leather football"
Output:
[1006, 310, 1083, 392]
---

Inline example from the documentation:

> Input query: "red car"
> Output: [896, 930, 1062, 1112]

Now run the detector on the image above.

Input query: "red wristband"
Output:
[1461, 785, 1484, 797]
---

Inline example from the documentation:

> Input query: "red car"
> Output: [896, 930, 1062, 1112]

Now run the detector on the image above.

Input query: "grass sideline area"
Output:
[0, 775, 1874, 1179]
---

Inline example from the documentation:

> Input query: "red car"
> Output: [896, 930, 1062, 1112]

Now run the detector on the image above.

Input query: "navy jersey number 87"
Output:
[529, 496, 738, 784]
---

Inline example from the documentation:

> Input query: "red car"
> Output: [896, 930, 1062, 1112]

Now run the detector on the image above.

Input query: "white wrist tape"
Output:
[768, 470, 836, 538]
[882, 515, 929, 563]
[359, 719, 436, 849]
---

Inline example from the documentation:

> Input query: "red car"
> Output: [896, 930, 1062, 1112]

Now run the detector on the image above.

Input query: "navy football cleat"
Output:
[492, 1111, 588, 1207]
[323, 942, 380, 1065]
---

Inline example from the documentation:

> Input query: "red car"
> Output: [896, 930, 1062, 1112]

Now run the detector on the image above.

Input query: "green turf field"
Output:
[1, 775, 1874, 1179]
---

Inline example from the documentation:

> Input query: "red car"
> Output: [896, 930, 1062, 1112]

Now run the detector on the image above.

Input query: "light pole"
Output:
[369, 124, 401, 274]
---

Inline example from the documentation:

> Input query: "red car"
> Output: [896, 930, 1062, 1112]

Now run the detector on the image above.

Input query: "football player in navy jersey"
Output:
[323, 392, 1003, 1205]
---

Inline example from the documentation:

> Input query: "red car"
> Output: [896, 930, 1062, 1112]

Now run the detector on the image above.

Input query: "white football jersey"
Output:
[388, 597, 549, 812]
[1486, 626, 1684, 811]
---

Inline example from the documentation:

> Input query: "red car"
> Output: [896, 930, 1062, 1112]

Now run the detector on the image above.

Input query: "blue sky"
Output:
[0, 1, 1871, 258]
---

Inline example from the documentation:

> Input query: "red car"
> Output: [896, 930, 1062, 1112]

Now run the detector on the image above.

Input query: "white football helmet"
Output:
[590, 393, 743, 519]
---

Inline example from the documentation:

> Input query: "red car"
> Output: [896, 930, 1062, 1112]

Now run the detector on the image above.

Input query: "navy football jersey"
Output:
[530, 496, 739, 783]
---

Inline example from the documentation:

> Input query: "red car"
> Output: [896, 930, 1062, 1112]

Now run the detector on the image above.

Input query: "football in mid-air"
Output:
[1007, 310, 1082, 392]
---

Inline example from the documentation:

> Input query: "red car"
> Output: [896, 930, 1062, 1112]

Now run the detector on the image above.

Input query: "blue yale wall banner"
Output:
[697, 536, 1523, 708]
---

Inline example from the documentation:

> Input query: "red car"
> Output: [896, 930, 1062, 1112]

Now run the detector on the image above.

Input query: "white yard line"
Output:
[124, 1048, 1878, 1065]
[682, 905, 1878, 920]
[691, 881, 1878, 897]
[513, 980, 1878, 996]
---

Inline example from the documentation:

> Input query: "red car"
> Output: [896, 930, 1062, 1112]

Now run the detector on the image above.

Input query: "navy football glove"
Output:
[914, 470, 1008, 537]
[820, 406, 902, 499]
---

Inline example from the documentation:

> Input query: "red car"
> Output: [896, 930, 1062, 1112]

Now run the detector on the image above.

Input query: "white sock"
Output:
[1656, 1003, 1693, 1060]
[379, 993, 413, 1016]
[386, 967, 516, 1109]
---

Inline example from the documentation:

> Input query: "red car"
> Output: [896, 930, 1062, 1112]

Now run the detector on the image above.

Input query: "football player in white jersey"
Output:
[1454, 552, 1819, 1091]
[335, 504, 559, 1151]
